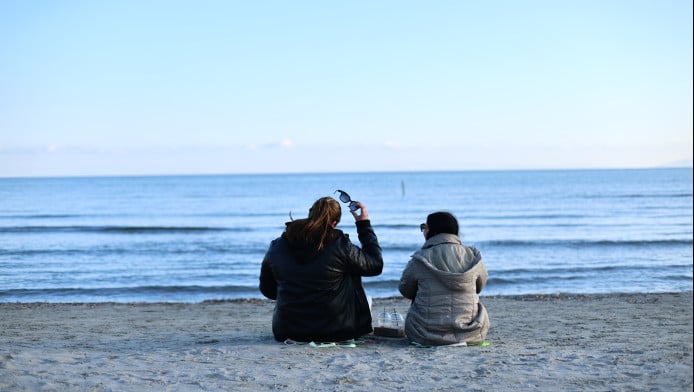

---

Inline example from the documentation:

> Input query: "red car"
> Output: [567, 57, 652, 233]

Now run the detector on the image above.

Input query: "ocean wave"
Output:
[0, 211, 289, 219]
[478, 239, 693, 247]
[366, 262, 693, 287]
[2, 238, 689, 259]
[0, 214, 86, 219]
[2, 264, 691, 302]
[0, 284, 261, 301]
[587, 193, 693, 199]
[0, 225, 245, 234]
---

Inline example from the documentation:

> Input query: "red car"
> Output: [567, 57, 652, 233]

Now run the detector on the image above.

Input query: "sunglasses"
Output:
[335, 189, 360, 212]
[420, 223, 427, 232]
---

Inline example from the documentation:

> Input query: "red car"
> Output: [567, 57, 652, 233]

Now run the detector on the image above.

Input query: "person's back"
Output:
[259, 196, 383, 342]
[399, 212, 490, 346]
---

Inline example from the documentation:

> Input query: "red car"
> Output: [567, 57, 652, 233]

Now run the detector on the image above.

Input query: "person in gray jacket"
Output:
[398, 211, 490, 346]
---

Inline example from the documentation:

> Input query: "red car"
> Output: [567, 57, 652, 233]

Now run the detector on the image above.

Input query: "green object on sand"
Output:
[284, 338, 365, 348]
[410, 340, 491, 348]
[309, 339, 357, 348]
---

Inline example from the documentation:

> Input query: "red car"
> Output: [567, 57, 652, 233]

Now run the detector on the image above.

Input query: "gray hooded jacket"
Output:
[398, 233, 490, 346]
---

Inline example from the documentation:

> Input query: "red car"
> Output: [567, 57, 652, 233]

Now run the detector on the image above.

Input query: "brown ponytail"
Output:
[284, 197, 342, 252]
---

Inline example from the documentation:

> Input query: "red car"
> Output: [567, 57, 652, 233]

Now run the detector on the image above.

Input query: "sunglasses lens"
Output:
[420, 223, 427, 232]
[338, 192, 351, 203]
[349, 201, 359, 211]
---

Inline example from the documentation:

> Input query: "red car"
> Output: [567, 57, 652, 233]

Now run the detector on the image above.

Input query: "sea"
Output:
[0, 168, 691, 303]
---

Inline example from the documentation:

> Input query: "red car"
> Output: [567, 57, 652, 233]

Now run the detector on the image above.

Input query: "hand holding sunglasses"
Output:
[335, 189, 369, 221]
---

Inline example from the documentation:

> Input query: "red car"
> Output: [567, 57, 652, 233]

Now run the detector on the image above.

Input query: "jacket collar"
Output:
[422, 233, 462, 249]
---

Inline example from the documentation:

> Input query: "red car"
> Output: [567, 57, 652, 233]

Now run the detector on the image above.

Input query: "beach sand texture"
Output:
[1, 292, 692, 391]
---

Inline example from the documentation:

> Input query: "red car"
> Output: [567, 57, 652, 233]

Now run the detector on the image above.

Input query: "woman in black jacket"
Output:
[259, 195, 383, 342]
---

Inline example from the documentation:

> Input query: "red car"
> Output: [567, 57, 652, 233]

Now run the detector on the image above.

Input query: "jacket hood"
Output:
[410, 233, 483, 291]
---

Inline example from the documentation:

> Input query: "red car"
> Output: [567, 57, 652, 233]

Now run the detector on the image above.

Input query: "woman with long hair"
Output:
[259, 195, 383, 342]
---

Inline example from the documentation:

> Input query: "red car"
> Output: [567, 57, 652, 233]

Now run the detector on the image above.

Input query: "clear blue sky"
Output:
[1, 0, 692, 177]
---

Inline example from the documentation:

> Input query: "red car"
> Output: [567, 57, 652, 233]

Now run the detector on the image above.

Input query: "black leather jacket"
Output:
[259, 220, 383, 342]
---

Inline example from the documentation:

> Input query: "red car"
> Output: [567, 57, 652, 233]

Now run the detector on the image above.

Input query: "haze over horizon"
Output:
[1, 1, 692, 178]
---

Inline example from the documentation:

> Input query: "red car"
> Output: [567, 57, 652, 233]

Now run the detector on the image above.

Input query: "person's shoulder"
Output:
[409, 251, 429, 266]
[269, 236, 288, 249]
[335, 230, 351, 245]
[463, 245, 482, 258]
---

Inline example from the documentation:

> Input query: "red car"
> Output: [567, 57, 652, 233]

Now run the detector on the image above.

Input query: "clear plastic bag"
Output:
[374, 308, 405, 337]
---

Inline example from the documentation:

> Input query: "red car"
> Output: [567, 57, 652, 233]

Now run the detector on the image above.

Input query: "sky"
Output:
[1, 0, 692, 177]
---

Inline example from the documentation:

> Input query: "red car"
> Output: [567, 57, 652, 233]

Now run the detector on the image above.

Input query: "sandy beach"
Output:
[1, 292, 692, 391]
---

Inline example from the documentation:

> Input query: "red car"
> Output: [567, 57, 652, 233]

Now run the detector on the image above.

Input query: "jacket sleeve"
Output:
[476, 260, 488, 294]
[398, 258, 418, 299]
[344, 220, 383, 277]
[259, 242, 278, 300]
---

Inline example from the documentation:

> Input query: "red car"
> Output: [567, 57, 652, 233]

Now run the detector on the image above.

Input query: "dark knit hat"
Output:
[426, 211, 459, 237]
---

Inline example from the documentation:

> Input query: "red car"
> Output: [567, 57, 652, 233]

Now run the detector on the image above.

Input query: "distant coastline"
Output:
[0, 164, 692, 180]
[658, 159, 694, 168]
